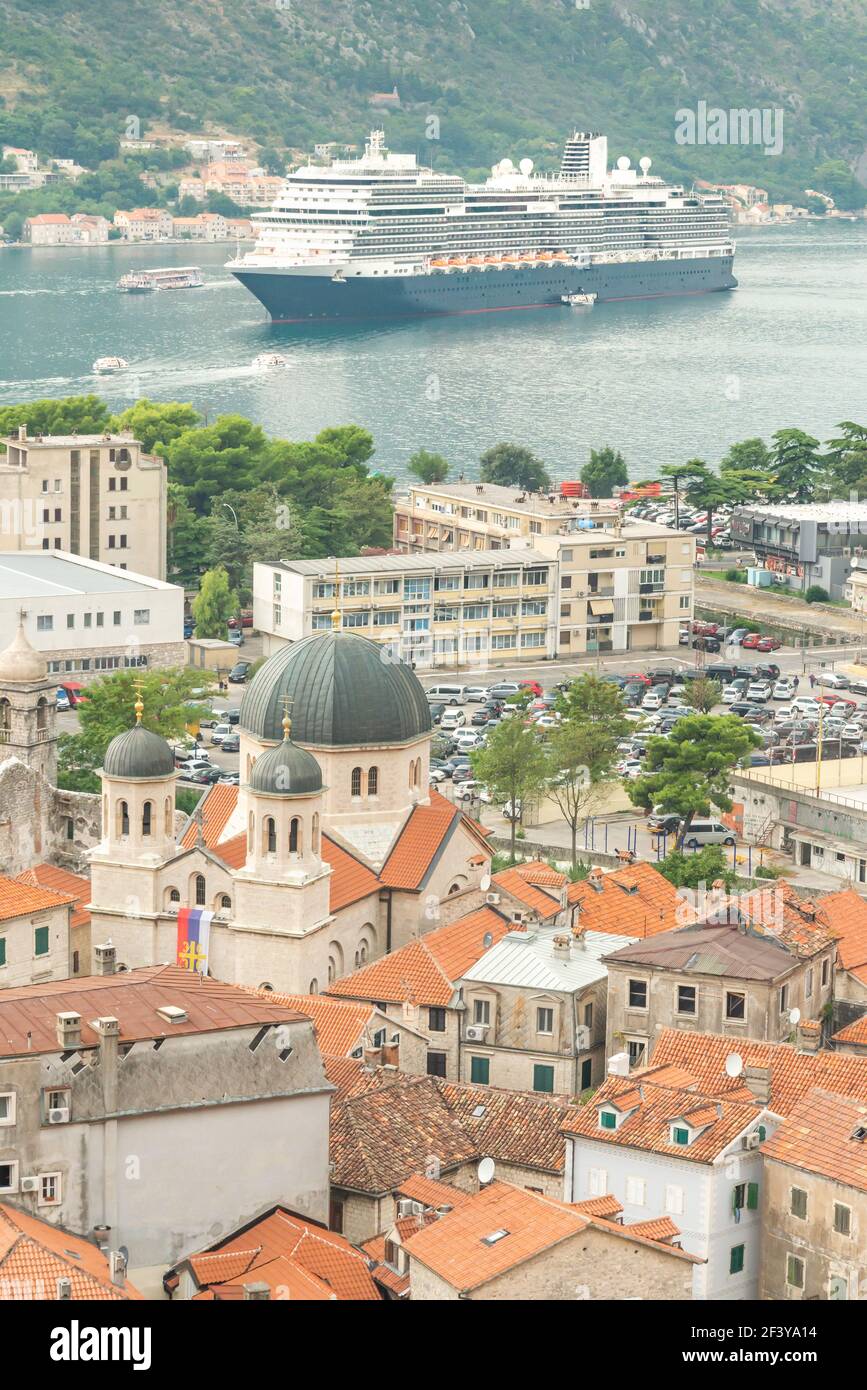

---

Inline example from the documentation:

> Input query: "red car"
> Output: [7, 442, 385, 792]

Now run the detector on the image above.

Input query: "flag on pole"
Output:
[176, 907, 213, 974]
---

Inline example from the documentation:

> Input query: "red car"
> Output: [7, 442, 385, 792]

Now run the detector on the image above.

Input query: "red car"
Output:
[692, 621, 718, 636]
[740, 633, 762, 649]
[756, 637, 782, 652]
[624, 672, 652, 686]
[519, 680, 544, 697]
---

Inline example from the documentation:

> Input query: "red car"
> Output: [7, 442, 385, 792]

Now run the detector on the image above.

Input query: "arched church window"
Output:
[219, 894, 231, 910]
[368, 767, 378, 797]
[351, 766, 362, 798]
[142, 801, 153, 836]
[289, 817, 300, 854]
[248, 810, 255, 852]
[164, 798, 172, 835]
[265, 817, 277, 854]
[169, 888, 180, 903]
[0, 698, 10, 740]
[36, 697, 48, 731]
[118, 800, 130, 836]
[312, 813, 320, 854]
[195, 874, 206, 906]
[309, 979, 319, 995]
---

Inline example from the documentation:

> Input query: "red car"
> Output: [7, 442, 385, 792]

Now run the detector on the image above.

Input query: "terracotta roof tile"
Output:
[650, 1028, 867, 1115]
[323, 1056, 385, 1102]
[395, 1173, 471, 1210]
[492, 867, 560, 919]
[15, 865, 90, 930]
[567, 862, 692, 938]
[833, 1015, 867, 1048]
[321, 835, 381, 911]
[212, 833, 246, 870]
[815, 888, 867, 972]
[180, 783, 239, 849]
[602, 919, 806, 981]
[327, 906, 511, 1008]
[622, 1215, 682, 1243]
[331, 1076, 478, 1193]
[247, 990, 371, 1057]
[562, 1074, 758, 1163]
[510, 861, 568, 890]
[379, 791, 459, 890]
[761, 1087, 867, 1192]
[0, 874, 73, 923]
[571, 1194, 624, 1219]
[0, 1204, 141, 1300]
[434, 1079, 570, 1174]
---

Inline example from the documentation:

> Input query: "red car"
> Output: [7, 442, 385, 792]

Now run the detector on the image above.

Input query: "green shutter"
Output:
[673, 1126, 690, 1146]
[470, 1056, 490, 1086]
[730, 1244, 745, 1274]
[34, 926, 49, 957]
[747, 1182, 759, 1210]
[533, 1065, 554, 1094]
[0, 937, 5, 967]
[600, 1109, 617, 1129]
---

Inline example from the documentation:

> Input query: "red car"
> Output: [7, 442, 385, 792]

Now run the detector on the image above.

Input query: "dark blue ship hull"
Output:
[232, 255, 736, 322]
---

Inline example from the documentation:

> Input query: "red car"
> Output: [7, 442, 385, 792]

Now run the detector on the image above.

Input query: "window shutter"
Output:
[747, 1182, 759, 1210]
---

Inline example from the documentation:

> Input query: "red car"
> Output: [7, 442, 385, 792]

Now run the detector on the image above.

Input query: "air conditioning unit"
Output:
[397, 1199, 414, 1218]
[743, 1131, 762, 1151]
[485, 892, 501, 906]
[21, 1176, 39, 1193]
[575, 1025, 591, 1052]
[465, 1025, 487, 1042]
[48, 1108, 70, 1125]
[411, 1201, 424, 1216]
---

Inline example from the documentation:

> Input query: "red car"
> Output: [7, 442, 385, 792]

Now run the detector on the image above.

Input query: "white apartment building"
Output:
[0, 427, 167, 581]
[253, 551, 558, 669]
[394, 479, 621, 553]
[0, 552, 185, 679]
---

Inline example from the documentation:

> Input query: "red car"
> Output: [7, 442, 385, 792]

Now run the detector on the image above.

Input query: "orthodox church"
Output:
[84, 627, 493, 993]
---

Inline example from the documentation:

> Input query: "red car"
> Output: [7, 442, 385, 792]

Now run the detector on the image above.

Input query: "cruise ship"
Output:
[228, 130, 736, 322]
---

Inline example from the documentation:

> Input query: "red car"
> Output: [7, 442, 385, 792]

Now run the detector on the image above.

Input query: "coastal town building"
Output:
[603, 914, 837, 1068]
[393, 479, 620, 553]
[24, 213, 110, 246]
[0, 1203, 142, 1300]
[0, 959, 332, 1297]
[0, 426, 168, 581]
[113, 208, 174, 241]
[0, 553, 184, 681]
[760, 1086, 867, 1300]
[0, 873, 74, 988]
[253, 550, 558, 667]
[731, 501, 867, 598]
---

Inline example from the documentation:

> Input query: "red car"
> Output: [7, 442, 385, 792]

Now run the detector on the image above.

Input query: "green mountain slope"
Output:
[1, 0, 865, 203]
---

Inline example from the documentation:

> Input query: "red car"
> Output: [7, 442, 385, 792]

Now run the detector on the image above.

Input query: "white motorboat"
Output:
[252, 353, 289, 369]
[92, 356, 129, 373]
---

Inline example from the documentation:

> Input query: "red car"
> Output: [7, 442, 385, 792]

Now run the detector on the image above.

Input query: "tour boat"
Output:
[252, 352, 288, 369]
[92, 356, 129, 373]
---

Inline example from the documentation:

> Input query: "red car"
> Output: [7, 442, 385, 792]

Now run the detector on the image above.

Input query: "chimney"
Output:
[551, 933, 572, 959]
[95, 1016, 120, 1113]
[797, 1019, 821, 1054]
[92, 1224, 111, 1251]
[56, 1277, 72, 1300]
[243, 1282, 271, 1300]
[743, 1064, 772, 1105]
[56, 1011, 82, 1049]
[587, 867, 605, 893]
[109, 1251, 127, 1287]
[18, 424, 27, 441]
[94, 941, 116, 976]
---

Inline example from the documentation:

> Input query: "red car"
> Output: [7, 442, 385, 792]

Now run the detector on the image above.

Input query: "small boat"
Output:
[331, 271, 346, 283]
[92, 356, 129, 373]
[252, 353, 288, 369]
[431, 256, 450, 268]
[483, 254, 499, 265]
[561, 292, 598, 307]
[537, 251, 555, 262]
[467, 255, 485, 266]
[116, 273, 156, 293]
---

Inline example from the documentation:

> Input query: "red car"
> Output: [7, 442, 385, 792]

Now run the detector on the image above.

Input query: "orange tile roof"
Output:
[379, 791, 459, 890]
[833, 1015, 867, 1048]
[248, 990, 371, 1057]
[321, 835, 381, 911]
[331, 1076, 478, 1193]
[0, 1204, 141, 1300]
[492, 867, 561, 918]
[193, 1254, 337, 1301]
[181, 783, 239, 849]
[16, 865, 90, 930]
[178, 1207, 380, 1300]
[327, 905, 511, 1008]
[395, 1172, 472, 1210]
[323, 1055, 386, 1102]
[567, 861, 692, 937]
[511, 861, 568, 889]
[0, 873, 74, 923]
[711, 883, 836, 957]
[650, 1028, 867, 1115]
[761, 1088, 867, 1192]
[622, 1215, 682, 1243]
[562, 1073, 759, 1163]
[571, 1194, 624, 1219]
[212, 832, 246, 870]
[434, 1079, 571, 1174]
[815, 888, 867, 972]
[0, 965, 308, 1056]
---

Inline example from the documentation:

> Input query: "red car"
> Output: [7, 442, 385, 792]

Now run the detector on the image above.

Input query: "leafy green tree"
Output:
[167, 483, 208, 589]
[627, 714, 759, 848]
[660, 460, 706, 527]
[824, 421, 867, 494]
[720, 438, 772, 474]
[165, 415, 269, 513]
[192, 566, 237, 637]
[685, 466, 766, 544]
[258, 146, 286, 175]
[480, 443, 551, 493]
[314, 425, 375, 467]
[0, 394, 110, 448]
[546, 676, 629, 866]
[682, 676, 722, 713]
[471, 720, 549, 862]
[408, 449, 449, 484]
[57, 668, 212, 792]
[768, 428, 823, 502]
[111, 399, 200, 454]
[581, 446, 628, 499]
[656, 845, 736, 892]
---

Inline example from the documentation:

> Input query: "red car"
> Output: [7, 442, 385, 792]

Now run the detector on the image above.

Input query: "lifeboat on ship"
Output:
[448, 256, 467, 267]
[431, 256, 450, 268]
[467, 255, 485, 267]
[483, 254, 499, 265]
[501, 253, 521, 264]
[552, 250, 570, 262]
[537, 251, 555, 262]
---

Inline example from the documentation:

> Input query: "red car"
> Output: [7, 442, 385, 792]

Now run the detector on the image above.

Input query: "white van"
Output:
[427, 684, 467, 706]
[681, 819, 737, 848]
[440, 708, 467, 731]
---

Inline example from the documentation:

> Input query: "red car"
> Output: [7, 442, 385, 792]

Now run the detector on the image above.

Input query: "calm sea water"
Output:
[1, 221, 865, 483]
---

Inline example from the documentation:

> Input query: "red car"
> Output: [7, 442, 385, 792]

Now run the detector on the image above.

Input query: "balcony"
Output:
[587, 585, 615, 598]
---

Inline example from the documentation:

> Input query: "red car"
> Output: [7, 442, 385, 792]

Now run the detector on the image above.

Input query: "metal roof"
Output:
[269, 549, 553, 578]
[461, 927, 637, 991]
[0, 553, 159, 597]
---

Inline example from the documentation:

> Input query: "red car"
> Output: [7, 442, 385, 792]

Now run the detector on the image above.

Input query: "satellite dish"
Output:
[499, 157, 514, 173]
[616, 155, 631, 171]
[639, 156, 652, 175]
[724, 1052, 744, 1079]
[478, 1157, 496, 1186]
[519, 157, 534, 176]
[480, 872, 492, 892]
[789, 1007, 801, 1026]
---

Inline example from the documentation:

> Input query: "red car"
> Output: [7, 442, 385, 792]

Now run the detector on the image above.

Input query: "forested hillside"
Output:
[1, 0, 865, 205]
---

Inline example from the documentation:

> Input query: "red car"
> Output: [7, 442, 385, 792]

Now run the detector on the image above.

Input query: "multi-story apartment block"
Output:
[533, 518, 695, 655]
[113, 207, 173, 240]
[253, 551, 558, 668]
[0, 427, 167, 581]
[393, 480, 620, 553]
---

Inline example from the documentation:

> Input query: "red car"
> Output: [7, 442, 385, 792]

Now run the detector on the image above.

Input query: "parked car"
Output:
[427, 684, 468, 706]
[648, 811, 680, 835]
[463, 687, 490, 703]
[174, 746, 210, 766]
[183, 621, 195, 640]
[186, 766, 223, 784]
[178, 758, 215, 777]
[210, 723, 233, 744]
[428, 703, 446, 726]
[740, 633, 764, 649]
[693, 636, 721, 652]
[818, 672, 851, 690]
[722, 684, 744, 704]
[622, 682, 646, 706]
[520, 680, 544, 697]
[228, 629, 244, 647]
[641, 691, 665, 711]
[219, 771, 240, 785]
[228, 610, 254, 629]
[220, 733, 240, 753]
[55, 687, 71, 711]
[755, 637, 782, 652]
[772, 679, 796, 700]
[228, 661, 251, 684]
[440, 708, 467, 731]
[470, 708, 492, 726]
[681, 819, 737, 848]
[746, 681, 773, 703]
[454, 781, 491, 804]
[792, 696, 820, 716]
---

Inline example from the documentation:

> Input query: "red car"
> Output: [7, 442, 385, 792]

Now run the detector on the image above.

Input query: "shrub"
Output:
[724, 568, 746, 583]
[805, 585, 829, 604]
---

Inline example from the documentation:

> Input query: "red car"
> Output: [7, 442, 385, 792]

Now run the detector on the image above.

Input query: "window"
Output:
[730, 1244, 745, 1275]
[473, 999, 490, 1026]
[627, 1039, 646, 1069]
[672, 1126, 690, 1146]
[805, 967, 813, 999]
[133, 609, 150, 625]
[726, 991, 746, 1020]
[266, 818, 277, 854]
[665, 1184, 684, 1215]
[428, 1007, 446, 1033]
[584, 1002, 593, 1030]
[786, 1254, 804, 1289]
[833, 1203, 851, 1236]
[66, 613, 74, 629]
[677, 985, 696, 1015]
[34, 925, 50, 957]
[625, 1176, 646, 1206]
[351, 767, 362, 797]
[141, 801, 152, 836]
[0, 1093, 15, 1126]
[588, 1168, 607, 1197]
[628, 979, 647, 1009]
[470, 1056, 490, 1085]
[113, 611, 121, 626]
[779, 984, 789, 1013]
[0, 937, 4, 968]
[83, 612, 92, 629]
[790, 1187, 807, 1219]
[39, 1173, 61, 1207]
[367, 767, 378, 797]
[36, 615, 53, 632]
[426, 1052, 447, 1078]
[195, 874, 206, 906]
[533, 1064, 554, 1094]
[733, 1182, 759, 1212]
[600, 1109, 617, 1131]
[343, 611, 369, 628]
[0, 1162, 18, 1193]
[536, 1006, 554, 1035]
[289, 818, 300, 854]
